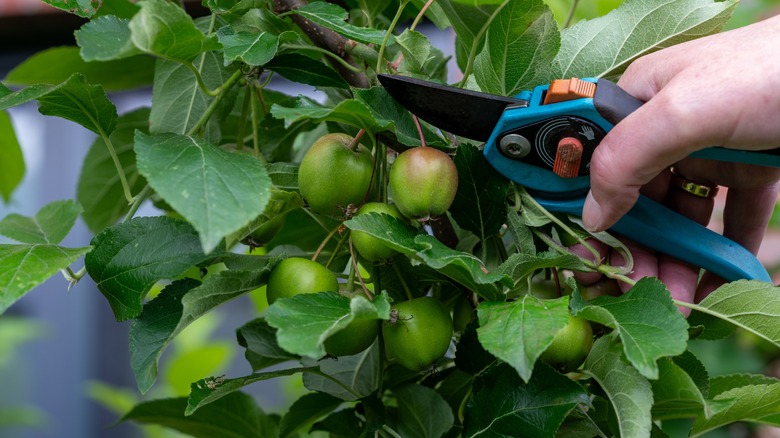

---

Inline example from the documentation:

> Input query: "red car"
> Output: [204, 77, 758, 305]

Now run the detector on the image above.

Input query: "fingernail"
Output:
[582, 191, 604, 232]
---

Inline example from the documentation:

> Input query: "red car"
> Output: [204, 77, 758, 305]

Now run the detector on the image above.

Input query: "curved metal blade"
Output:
[378, 74, 524, 141]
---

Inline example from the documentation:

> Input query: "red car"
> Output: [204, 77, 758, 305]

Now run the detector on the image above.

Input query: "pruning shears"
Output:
[378, 74, 780, 283]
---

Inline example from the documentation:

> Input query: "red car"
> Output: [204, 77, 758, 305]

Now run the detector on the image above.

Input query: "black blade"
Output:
[378, 74, 524, 141]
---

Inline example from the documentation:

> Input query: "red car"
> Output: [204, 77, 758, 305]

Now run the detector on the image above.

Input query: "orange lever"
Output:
[543, 78, 596, 105]
[553, 137, 583, 178]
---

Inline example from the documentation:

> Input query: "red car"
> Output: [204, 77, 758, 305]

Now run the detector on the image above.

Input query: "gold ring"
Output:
[669, 167, 719, 198]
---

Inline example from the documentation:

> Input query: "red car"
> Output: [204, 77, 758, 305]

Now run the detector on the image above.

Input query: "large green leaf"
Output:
[474, 0, 560, 96]
[449, 144, 509, 239]
[497, 251, 590, 297]
[75, 15, 141, 61]
[270, 96, 390, 134]
[692, 280, 780, 348]
[237, 319, 300, 372]
[278, 393, 343, 438]
[0, 244, 90, 315]
[395, 29, 448, 81]
[0, 200, 82, 245]
[476, 295, 570, 382]
[291, 2, 391, 45]
[463, 362, 589, 437]
[134, 132, 272, 254]
[551, 0, 738, 80]
[128, 0, 219, 62]
[391, 384, 455, 438]
[265, 54, 349, 89]
[264, 291, 390, 359]
[123, 392, 279, 437]
[216, 26, 281, 66]
[0, 111, 24, 203]
[583, 335, 654, 438]
[437, 1, 503, 73]
[130, 264, 277, 393]
[651, 357, 712, 420]
[3, 47, 154, 92]
[77, 108, 149, 233]
[149, 53, 236, 142]
[344, 213, 511, 301]
[691, 375, 780, 437]
[571, 277, 688, 380]
[302, 342, 382, 401]
[84, 216, 217, 321]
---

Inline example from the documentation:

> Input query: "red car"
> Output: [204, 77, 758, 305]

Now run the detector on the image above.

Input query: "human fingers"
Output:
[696, 182, 780, 300]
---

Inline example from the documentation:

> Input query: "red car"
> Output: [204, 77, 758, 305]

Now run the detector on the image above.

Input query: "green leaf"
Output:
[292, 2, 391, 45]
[302, 342, 382, 401]
[449, 143, 509, 239]
[279, 392, 343, 438]
[551, 0, 738, 80]
[37, 73, 117, 135]
[76, 15, 141, 61]
[135, 132, 272, 254]
[270, 96, 390, 133]
[438, 1, 503, 73]
[187, 367, 315, 415]
[352, 86, 446, 148]
[0, 244, 90, 315]
[583, 335, 654, 438]
[691, 377, 780, 437]
[264, 291, 390, 359]
[396, 29, 449, 81]
[455, 320, 498, 375]
[84, 216, 216, 321]
[505, 204, 536, 254]
[216, 26, 280, 66]
[391, 384, 454, 438]
[3, 47, 155, 92]
[344, 213, 510, 301]
[123, 392, 278, 437]
[265, 54, 349, 89]
[130, 264, 277, 393]
[311, 409, 363, 437]
[651, 357, 711, 420]
[237, 318, 300, 372]
[476, 295, 570, 382]
[464, 362, 589, 437]
[474, 0, 560, 96]
[692, 280, 780, 348]
[0, 200, 81, 245]
[0, 111, 24, 203]
[77, 108, 149, 233]
[129, 0, 219, 62]
[497, 251, 589, 296]
[41, 0, 101, 17]
[149, 53, 237, 142]
[356, 0, 393, 24]
[571, 277, 689, 379]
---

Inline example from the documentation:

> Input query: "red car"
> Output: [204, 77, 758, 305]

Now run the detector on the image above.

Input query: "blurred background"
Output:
[1, 0, 779, 437]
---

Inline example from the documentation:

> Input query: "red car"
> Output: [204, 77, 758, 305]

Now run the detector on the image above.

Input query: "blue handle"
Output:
[535, 194, 772, 283]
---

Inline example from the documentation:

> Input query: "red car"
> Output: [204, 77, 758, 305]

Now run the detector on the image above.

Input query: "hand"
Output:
[577, 15, 780, 311]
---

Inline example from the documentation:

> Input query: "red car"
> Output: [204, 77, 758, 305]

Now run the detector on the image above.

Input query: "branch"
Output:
[274, 0, 370, 88]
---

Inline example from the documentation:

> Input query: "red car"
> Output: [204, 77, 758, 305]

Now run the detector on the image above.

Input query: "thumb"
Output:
[582, 92, 702, 232]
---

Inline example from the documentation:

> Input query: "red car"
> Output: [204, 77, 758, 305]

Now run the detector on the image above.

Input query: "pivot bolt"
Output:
[499, 134, 531, 158]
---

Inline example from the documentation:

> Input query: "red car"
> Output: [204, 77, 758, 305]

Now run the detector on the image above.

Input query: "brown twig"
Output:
[274, 0, 370, 88]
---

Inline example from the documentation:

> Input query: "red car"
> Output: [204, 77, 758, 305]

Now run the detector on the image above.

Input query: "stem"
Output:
[313, 226, 340, 262]
[185, 61, 221, 97]
[376, 0, 409, 74]
[189, 69, 244, 136]
[458, 0, 509, 88]
[285, 44, 366, 73]
[392, 262, 414, 301]
[348, 129, 366, 151]
[123, 184, 151, 223]
[563, 0, 580, 28]
[349, 239, 373, 300]
[249, 86, 266, 163]
[412, 115, 427, 147]
[236, 86, 251, 151]
[325, 230, 350, 269]
[381, 426, 403, 438]
[410, 0, 435, 31]
[102, 132, 134, 203]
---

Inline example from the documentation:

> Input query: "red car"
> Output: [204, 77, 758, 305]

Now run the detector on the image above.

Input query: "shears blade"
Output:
[377, 74, 525, 141]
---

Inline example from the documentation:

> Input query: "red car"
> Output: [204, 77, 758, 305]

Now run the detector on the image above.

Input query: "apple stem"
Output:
[348, 129, 366, 151]
[412, 115, 427, 147]
[312, 226, 340, 263]
[349, 239, 374, 300]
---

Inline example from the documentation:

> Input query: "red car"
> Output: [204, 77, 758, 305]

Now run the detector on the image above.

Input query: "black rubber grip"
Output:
[593, 78, 644, 125]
